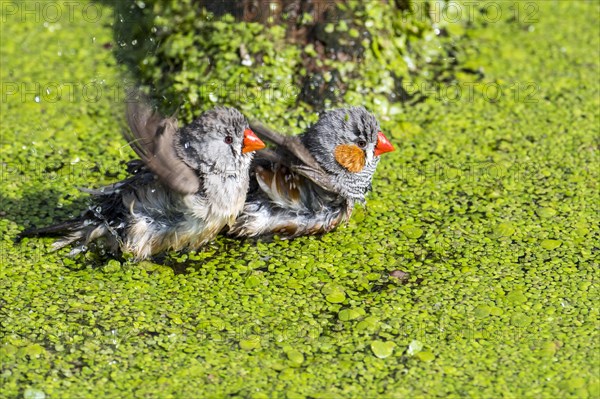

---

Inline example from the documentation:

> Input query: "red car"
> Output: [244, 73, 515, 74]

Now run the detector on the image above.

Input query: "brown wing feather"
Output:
[249, 120, 338, 193]
[255, 165, 302, 209]
[125, 99, 200, 195]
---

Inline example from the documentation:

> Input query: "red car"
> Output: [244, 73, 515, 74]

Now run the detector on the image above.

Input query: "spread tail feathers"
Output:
[18, 219, 82, 238]
[17, 219, 85, 249]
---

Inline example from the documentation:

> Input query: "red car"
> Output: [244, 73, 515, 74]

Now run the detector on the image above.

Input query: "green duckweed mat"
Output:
[1, 1, 598, 398]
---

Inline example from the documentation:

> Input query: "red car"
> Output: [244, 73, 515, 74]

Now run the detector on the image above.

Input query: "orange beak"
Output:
[242, 128, 266, 153]
[374, 131, 394, 157]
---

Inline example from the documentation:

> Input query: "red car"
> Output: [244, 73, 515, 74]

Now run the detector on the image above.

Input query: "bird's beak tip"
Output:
[374, 131, 394, 157]
[242, 128, 266, 153]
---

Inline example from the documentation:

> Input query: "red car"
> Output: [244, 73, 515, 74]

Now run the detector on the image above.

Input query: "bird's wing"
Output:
[253, 163, 306, 210]
[124, 99, 201, 195]
[79, 162, 156, 196]
[249, 121, 338, 193]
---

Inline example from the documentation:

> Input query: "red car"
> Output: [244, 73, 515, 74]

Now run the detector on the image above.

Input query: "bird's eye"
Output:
[224, 136, 233, 144]
[357, 140, 367, 148]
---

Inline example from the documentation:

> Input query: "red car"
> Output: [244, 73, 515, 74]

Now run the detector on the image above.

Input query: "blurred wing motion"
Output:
[124, 99, 200, 195]
[249, 120, 337, 193]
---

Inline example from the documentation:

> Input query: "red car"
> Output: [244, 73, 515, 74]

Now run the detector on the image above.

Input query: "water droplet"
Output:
[151, 188, 156, 193]
[184, 142, 190, 149]
[96, 207, 102, 213]
[46, 88, 51, 95]
[57, 202, 63, 208]
[92, 37, 96, 43]
[131, 39, 138, 45]
[34, 96, 40, 103]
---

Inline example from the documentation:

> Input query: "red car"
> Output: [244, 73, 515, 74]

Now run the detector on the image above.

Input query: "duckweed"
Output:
[1, 0, 598, 398]
[370, 341, 396, 359]
[407, 340, 424, 356]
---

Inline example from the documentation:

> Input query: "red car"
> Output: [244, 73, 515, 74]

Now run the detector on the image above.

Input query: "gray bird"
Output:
[20, 100, 266, 260]
[227, 107, 394, 238]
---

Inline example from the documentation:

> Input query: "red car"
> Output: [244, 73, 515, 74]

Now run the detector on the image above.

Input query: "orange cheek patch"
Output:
[334, 144, 366, 173]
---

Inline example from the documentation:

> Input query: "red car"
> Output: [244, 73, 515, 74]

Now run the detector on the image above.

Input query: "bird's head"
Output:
[175, 107, 265, 177]
[301, 107, 394, 201]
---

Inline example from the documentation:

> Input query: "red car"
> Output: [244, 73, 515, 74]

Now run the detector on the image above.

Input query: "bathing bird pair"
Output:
[20, 98, 395, 260]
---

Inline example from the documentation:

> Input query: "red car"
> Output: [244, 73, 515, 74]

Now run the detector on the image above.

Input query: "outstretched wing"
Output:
[249, 121, 337, 193]
[124, 99, 201, 195]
